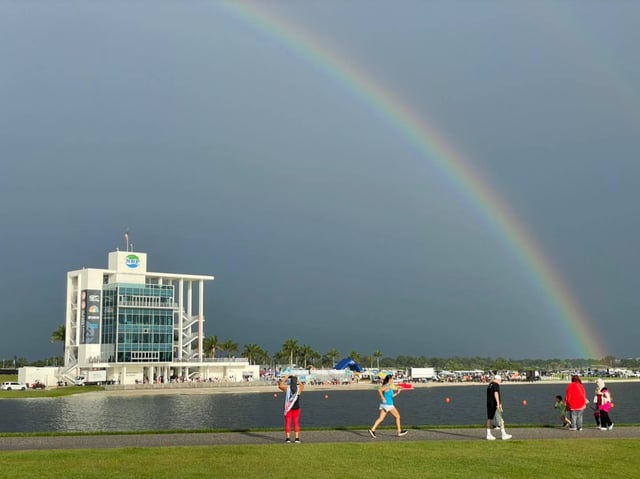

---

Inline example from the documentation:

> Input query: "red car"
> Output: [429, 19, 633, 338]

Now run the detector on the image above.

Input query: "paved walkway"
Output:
[1, 426, 638, 451]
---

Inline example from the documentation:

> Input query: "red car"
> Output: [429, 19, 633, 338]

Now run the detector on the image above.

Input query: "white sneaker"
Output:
[502, 433, 512, 440]
[486, 434, 496, 440]
[608, 424, 614, 430]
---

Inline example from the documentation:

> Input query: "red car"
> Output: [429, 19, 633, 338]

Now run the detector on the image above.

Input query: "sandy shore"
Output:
[93, 378, 639, 397]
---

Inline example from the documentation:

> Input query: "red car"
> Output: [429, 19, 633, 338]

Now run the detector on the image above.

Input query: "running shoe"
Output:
[486, 435, 496, 440]
[397, 430, 408, 437]
[368, 429, 376, 438]
[501, 433, 512, 440]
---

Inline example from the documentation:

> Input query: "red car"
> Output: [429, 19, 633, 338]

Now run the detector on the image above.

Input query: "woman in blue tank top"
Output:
[368, 374, 408, 438]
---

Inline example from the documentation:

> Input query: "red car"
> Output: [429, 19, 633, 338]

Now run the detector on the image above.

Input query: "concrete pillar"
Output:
[178, 279, 184, 360]
[198, 279, 204, 361]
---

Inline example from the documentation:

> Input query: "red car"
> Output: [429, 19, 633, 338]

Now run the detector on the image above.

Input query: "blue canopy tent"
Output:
[334, 357, 363, 373]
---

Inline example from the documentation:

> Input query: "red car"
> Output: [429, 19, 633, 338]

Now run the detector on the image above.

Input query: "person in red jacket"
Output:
[565, 375, 588, 431]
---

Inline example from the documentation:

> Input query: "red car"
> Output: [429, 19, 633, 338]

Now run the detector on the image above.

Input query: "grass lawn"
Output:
[0, 374, 102, 398]
[0, 438, 638, 478]
[0, 385, 102, 398]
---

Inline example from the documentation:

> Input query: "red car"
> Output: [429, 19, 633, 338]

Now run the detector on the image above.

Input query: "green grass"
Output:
[0, 385, 102, 399]
[0, 439, 638, 478]
[1, 373, 102, 397]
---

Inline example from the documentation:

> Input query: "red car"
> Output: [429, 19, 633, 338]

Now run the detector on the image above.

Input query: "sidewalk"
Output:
[1, 426, 638, 451]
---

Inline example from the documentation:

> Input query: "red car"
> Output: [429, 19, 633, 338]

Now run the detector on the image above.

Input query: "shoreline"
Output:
[94, 378, 640, 397]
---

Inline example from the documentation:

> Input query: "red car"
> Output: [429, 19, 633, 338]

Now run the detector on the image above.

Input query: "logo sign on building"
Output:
[125, 254, 140, 269]
[81, 290, 101, 344]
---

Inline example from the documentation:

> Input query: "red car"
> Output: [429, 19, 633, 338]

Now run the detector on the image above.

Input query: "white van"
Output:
[1, 382, 26, 391]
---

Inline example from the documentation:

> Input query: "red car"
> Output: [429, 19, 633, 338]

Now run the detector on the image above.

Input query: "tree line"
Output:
[201, 335, 637, 372]
[18, 326, 635, 372]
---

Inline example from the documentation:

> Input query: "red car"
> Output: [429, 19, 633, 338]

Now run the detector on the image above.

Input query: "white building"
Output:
[59, 249, 257, 385]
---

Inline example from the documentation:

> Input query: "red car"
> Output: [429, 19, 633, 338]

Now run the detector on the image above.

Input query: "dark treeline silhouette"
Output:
[11, 331, 640, 374]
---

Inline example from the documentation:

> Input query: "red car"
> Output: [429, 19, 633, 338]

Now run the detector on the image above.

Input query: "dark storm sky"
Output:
[1, 1, 639, 361]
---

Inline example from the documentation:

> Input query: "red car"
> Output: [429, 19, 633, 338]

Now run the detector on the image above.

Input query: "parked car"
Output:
[31, 381, 46, 389]
[1, 382, 26, 391]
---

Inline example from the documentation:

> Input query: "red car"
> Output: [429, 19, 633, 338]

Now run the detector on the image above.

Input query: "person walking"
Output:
[554, 395, 572, 428]
[368, 374, 408, 438]
[278, 375, 304, 443]
[486, 374, 512, 440]
[565, 374, 588, 431]
[597, 380, 614, 431]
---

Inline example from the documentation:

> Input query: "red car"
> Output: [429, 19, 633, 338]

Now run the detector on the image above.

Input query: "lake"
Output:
[0, 382, 637, 433]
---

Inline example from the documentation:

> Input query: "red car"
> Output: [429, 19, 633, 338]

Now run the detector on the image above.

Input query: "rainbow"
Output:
[217, 2, 604, 359]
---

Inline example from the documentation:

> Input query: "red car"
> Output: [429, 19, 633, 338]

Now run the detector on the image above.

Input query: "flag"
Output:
[124, 231, 129, 243]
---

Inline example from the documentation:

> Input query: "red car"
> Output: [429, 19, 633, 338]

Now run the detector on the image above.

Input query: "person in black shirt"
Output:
[486, 374, 512, 440]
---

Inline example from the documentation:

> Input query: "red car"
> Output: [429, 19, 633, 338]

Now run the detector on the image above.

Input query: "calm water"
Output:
[1, 382, 638, 433]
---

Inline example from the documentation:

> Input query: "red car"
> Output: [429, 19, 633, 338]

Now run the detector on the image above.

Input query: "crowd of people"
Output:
[276, 372, 617, 443]
[560, 374, 615, 431]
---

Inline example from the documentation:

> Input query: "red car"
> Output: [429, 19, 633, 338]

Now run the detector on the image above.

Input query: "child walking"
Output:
[554, 395, 572, 427]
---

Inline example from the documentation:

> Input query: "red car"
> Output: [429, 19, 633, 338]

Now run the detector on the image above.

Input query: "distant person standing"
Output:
[486, 374, 512, 440]
[278, 375, 304, 443]
[565, 375, 588, 431]
[368, 374, 408, 438]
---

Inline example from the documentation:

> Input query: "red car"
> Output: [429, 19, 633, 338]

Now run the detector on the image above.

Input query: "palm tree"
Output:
[242, 343, 264, 365]
[349, 351, 361, 364]
[372, 350, 382, 369]
[300, 344, 320, 368]
[221, 339, 238, 358]
[252, 346, 271, 366]
[203, 335, 220, 358]
[51, 324, 66, 355]
[280, 338, 300, 367]
[325, 348, 340, 368]
[361, 355, 371, 368]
